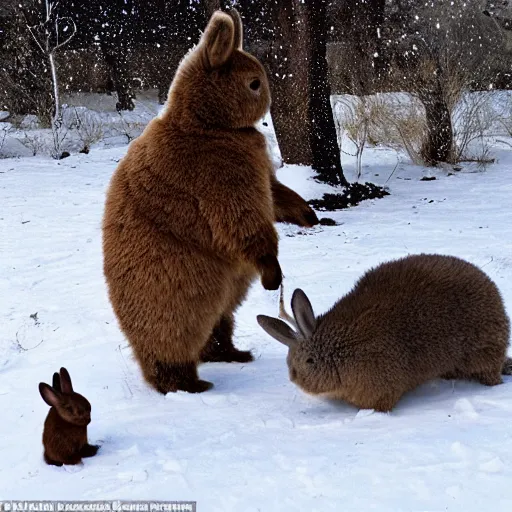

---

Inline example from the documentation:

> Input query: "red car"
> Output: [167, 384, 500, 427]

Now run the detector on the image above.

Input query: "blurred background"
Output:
[1, 0, 511, 187]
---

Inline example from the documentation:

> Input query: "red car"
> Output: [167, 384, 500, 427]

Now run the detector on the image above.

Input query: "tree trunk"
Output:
[102, 45, 135, 112]
[264, 0, 312, 167]
[95, 0, 136, 114]
[305, 0, 347, 186]
[419, 81, 453, 164]
[260, 1, 346, 185]
[48, 51, 60, 121]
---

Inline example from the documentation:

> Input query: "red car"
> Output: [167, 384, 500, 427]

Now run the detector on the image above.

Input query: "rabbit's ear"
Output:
[291, 289, 316, 339]
[201, 11, 235, 69]
[39, 383, 61, 407]
[59, 367, 73, 394]
[228, 8, 243, 50]
[52, 372, 61, 393]
[257, 315, 298, 348]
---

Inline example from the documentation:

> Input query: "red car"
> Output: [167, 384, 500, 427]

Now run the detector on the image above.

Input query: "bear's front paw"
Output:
[259, 254, 282, 290]
[301, 206, 319, 227]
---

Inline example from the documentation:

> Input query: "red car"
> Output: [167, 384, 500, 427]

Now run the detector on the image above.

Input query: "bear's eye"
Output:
[306, 358, 314, 364]
[250, 79, 261, 91]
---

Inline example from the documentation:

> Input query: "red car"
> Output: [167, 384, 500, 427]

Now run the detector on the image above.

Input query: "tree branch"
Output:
[53, 16, 77, 51]
[26, 24, 46, 54]
[20, 9, 46, 54]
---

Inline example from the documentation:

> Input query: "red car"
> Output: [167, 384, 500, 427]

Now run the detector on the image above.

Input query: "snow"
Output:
[0, 91, 163, 159]
[1, 93, 512, 511]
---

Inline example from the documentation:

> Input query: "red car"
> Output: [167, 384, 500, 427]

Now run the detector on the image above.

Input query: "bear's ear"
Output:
[200, 11, 235, 69]
[229, 8, 243, 50]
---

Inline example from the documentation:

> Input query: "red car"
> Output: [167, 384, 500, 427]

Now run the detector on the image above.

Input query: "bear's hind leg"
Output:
[471, 369, 503, 387]
[150, 360, 213, 394]
[134, 340, 214, 394]
[200, 314, 253, 363]
[200, 271, 255, 364]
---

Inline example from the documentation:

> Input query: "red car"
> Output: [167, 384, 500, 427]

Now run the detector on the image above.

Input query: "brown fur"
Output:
[102, 9, 318, 394]
[39, 368, 99, 466]
[258, 254, 511, 412]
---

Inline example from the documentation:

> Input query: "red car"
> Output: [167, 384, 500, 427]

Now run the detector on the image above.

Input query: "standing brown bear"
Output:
[102, 9, 319, 394]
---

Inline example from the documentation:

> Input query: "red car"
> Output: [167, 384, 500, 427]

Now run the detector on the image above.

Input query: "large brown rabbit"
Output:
[102, 9, 318, 394]
[39, 367, 99, 466]
[258, 254, 512, 412]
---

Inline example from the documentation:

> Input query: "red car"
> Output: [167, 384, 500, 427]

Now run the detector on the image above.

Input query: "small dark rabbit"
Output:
[39, 367, 99, 466]
[258, 254, 512, 412]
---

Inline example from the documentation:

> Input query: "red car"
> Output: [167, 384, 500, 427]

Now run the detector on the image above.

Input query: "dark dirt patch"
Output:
[309, 182, 390, 212]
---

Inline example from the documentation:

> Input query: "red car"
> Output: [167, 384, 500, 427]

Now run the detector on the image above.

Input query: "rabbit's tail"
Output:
[502, 356, 512, 376]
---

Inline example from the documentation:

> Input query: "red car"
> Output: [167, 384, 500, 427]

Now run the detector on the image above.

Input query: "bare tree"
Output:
[383, 0, 504, 165]
[21, 0, 76, 156]
[22, 1, 76, 126]
[0, 4, 54, 125]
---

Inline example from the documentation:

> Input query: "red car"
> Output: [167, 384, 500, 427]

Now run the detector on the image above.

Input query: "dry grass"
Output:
[335, 93, 427, 167]
[452, 92, 498, 165]
[73, 108, 105, 153]
[0, 124, 11, 156]
[334, 90, 503, 169]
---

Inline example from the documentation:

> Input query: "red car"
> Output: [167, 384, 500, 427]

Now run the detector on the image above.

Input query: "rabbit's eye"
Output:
[249, 79, 261, 91]
[306, 358, 314, 364]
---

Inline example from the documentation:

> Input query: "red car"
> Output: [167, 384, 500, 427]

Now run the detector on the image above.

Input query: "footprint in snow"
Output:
[117, 470, 148, 482]
[479, 456, 505, 474]
[116, 444, 140, 458]
[159, 459, 185, 473]
[15, 318, 60, 351]
[451, 441, 472, 460]
[63, 464, 84, 473]
[354, 408, 376, 419]
[261, 416, 295, 429]
[454, 397, 479, 419]
[445, 485, 463, 499]
[196, 392, 230, 406]
[351, 408, 388, 422]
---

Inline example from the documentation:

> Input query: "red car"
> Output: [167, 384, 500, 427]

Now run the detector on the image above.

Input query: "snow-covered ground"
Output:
[2, 93, 512, 511]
